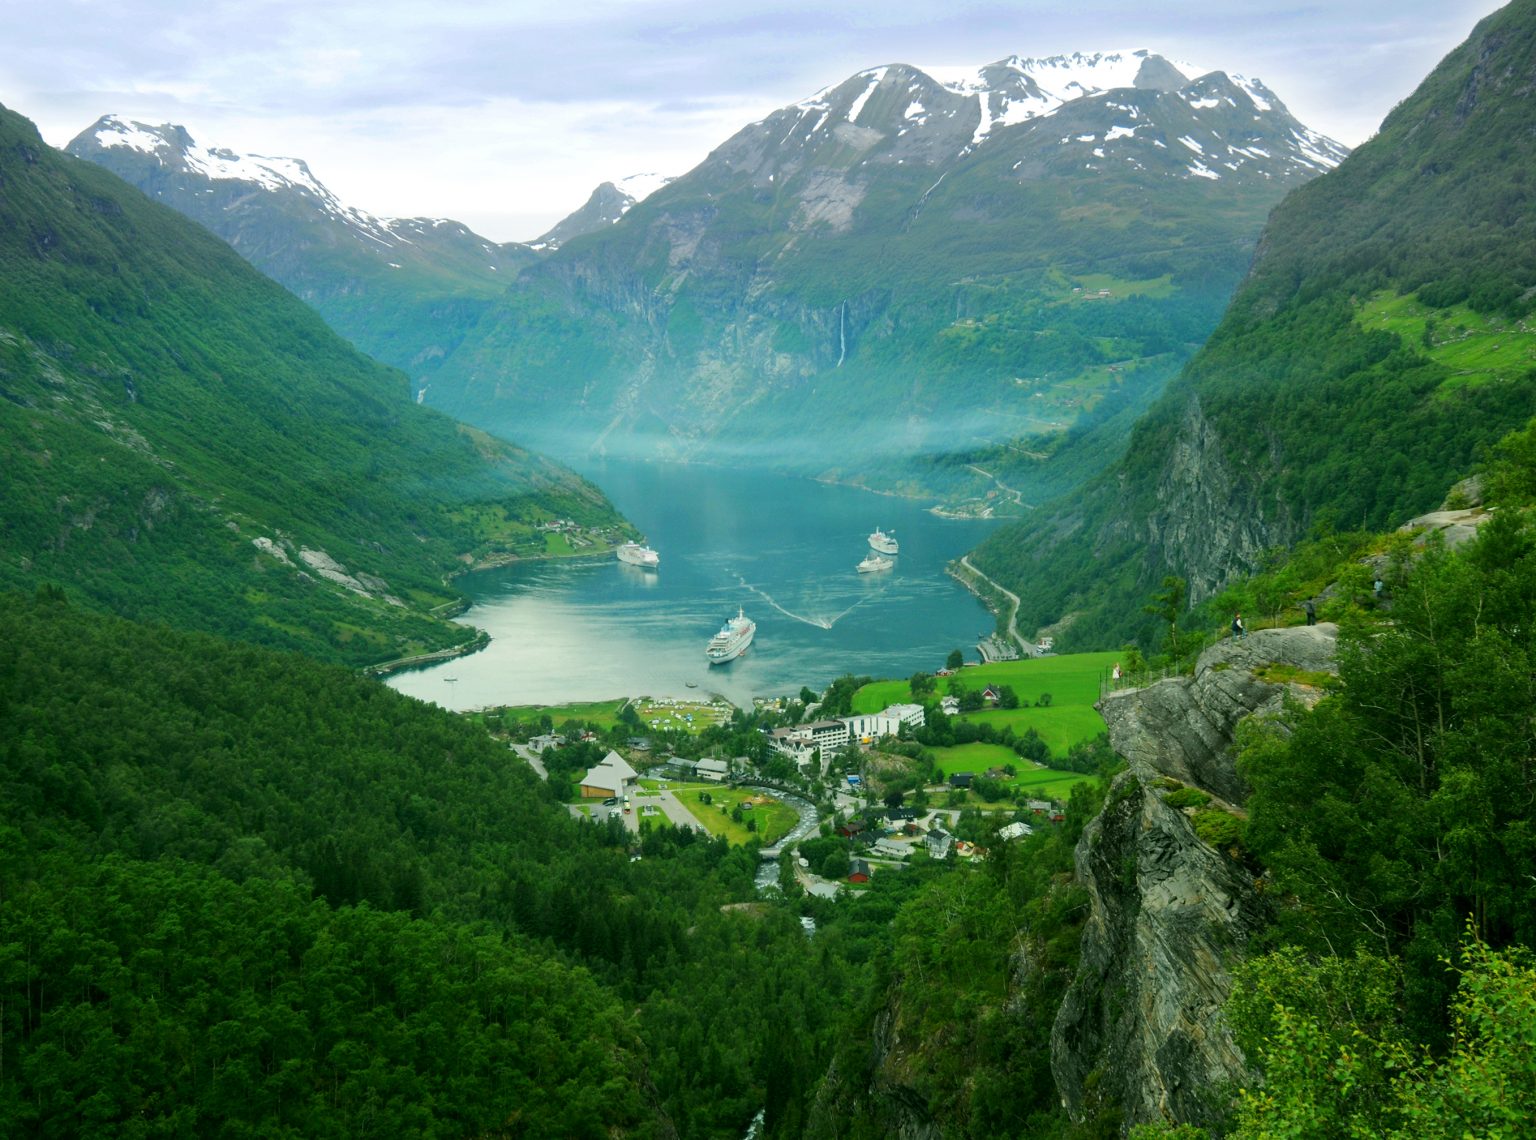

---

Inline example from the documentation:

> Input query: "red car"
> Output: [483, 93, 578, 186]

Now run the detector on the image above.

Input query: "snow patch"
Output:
[1186, 161, 1220, 180]
[1105, 125, 1136, 142]
[846, 69, 887, 123]
[1176, 135, 1205, 154]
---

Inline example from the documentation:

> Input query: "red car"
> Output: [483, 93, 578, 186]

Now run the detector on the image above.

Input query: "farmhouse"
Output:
[848, 859, 871, 884]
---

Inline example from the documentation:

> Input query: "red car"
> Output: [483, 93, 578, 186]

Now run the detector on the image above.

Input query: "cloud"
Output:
[2, 0, 1509, 241]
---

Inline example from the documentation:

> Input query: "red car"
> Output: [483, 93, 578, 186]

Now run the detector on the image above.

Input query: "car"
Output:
[603, 797, 618, 806]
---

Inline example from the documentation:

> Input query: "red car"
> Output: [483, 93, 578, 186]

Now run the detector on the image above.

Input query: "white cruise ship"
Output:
[868, 527, 899, 555]
[705, 608, 755, 664]
[857, 553, 893, 573]
[616, 541, 660, 569]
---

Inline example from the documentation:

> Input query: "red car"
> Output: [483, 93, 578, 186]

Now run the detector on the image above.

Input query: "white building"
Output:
[842, 712, 902, 742]
[695, 757, 731, 782]
[882, 702, 926, 729]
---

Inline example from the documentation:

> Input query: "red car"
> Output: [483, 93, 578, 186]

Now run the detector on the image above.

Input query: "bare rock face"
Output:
[1053, 622, 1340, 1132]
[1052, 770, 1267, 1129]
[1097, 623, 1338, 806]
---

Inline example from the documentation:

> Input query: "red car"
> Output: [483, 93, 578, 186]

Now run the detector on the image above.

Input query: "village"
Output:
[500, 649, 1116, 894]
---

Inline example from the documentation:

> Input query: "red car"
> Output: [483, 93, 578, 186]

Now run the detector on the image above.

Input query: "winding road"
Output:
[957, 555, 1029, 657]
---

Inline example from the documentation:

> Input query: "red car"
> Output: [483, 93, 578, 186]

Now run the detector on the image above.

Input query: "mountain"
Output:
[2, 102, 624, 667]
[66, 115, 540, 399]
[72, 52, 1345, 506]
[426, 50, 1345, 495]
[971, 0, 1536, 651]
[532, 172, 675, 250]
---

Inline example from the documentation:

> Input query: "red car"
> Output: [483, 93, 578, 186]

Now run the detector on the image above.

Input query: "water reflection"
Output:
[386, 461, 1000, 710]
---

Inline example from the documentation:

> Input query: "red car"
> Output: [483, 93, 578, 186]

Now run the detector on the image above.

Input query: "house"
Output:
[1027, 799, 1052, 815]
[579, 751, 640, 799]
[886, 807, 917, 822]
[695, 758, 730, 782]
[1036, 635, 1055, 654]
[940, 695, 960, 716]
[949, 771, 975, 789]
[848, 859, 871, 884]
[871, 837, 910, 860]
[926, 829, 954, 860]
[528, 733, 561, 752]
[981, 685, 1003, 705]
[836, 819, 866, 838]
[999, 821, 1035, 842]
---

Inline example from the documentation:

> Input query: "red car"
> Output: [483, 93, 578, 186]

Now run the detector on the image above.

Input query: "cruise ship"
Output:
[705, 608, 756, 664]
[616, 541, 660, 569]
[857, 553, 893, 573]
[868, 527, 899, 555]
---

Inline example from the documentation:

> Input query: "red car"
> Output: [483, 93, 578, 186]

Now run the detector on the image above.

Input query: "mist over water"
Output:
[386, 460, 1001, 711]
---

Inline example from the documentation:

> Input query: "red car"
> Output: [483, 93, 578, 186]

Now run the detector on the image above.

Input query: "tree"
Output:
[946, 648, 965, 671]
[997, 685, 1020, 709]
[909, 671, 937, 698]
[1143, 575, 1187, 657]
[1036, 692, 1053, 707]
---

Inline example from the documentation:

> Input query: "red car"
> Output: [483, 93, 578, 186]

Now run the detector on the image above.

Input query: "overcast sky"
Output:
[2, 0, 1508, 243]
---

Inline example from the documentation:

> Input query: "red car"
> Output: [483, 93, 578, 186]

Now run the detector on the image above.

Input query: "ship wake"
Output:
[736, 576, 884, 629]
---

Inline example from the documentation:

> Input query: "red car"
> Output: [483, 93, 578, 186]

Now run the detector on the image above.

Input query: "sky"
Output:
[2, 0, 1509, 243]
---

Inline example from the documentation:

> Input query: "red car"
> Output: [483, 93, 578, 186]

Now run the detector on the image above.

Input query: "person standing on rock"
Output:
[1303, 598, 1317, 626]
[1232, 612, 1246, 639]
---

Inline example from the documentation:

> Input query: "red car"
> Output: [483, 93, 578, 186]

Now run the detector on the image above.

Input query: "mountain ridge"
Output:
[972, 0, 1536, 650]
[2, 101, 625, 666]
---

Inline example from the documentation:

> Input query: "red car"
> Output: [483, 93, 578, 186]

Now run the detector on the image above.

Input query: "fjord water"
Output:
[386, 460, 1000, 710]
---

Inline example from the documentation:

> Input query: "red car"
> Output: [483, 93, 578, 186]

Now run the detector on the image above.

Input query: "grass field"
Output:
[635, 697, 732, 732]
[926, 743, 1094, 803]
[499, 698, 628, 730]
[672, 786, 799, 845]
[1357, 291, 1536, 394]
[851, 651, 1119, 758]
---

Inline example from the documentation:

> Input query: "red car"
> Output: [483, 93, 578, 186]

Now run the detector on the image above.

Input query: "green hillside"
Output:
[0, 104, 623, 665]
[973, 0, 1536, 651]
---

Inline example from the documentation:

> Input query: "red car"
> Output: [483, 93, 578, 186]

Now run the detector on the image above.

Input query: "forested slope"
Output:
[0, 103, 621, 667]
[973, 0, 1536, 650]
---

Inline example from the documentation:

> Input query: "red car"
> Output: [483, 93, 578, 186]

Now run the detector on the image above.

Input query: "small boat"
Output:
[857, 553, 894, 573]
[868, 527, 899, 555]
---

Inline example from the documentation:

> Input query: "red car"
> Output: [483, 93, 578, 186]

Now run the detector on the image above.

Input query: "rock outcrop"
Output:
[1053, 624, 1340, 1132]
[1097, 623, 1338, 806]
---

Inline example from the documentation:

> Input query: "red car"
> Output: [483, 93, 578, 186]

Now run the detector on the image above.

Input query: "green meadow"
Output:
[672, 786, 799, 845]
[1356, 290, 1536, 394]
[853, 651, 1119, 759]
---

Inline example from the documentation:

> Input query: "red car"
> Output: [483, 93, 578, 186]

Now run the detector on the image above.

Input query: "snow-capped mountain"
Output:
[69, 116, 517, 269]
[67, 50, 1350, 493]
[532, 172, 675, 250]
[718, 50, 1346, 192]
[419, 48, 1348, 474]
[67, 116, 539, 387]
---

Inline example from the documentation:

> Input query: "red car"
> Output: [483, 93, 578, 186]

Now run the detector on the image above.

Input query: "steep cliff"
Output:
[1052, 625, 1339, 1132]
[976, 0, 1536, 647]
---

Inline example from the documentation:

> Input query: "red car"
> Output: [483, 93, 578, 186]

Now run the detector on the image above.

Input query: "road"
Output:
[958, 555, 1031, 657]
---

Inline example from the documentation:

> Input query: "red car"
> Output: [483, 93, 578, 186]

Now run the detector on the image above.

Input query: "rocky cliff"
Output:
[1052, 624, 1339, 1132]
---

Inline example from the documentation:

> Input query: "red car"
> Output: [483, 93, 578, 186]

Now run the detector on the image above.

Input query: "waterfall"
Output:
[836, 300, 847, 368]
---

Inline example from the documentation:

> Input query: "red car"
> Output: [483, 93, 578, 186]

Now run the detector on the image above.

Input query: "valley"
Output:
[5, 4, 1536, 1137]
